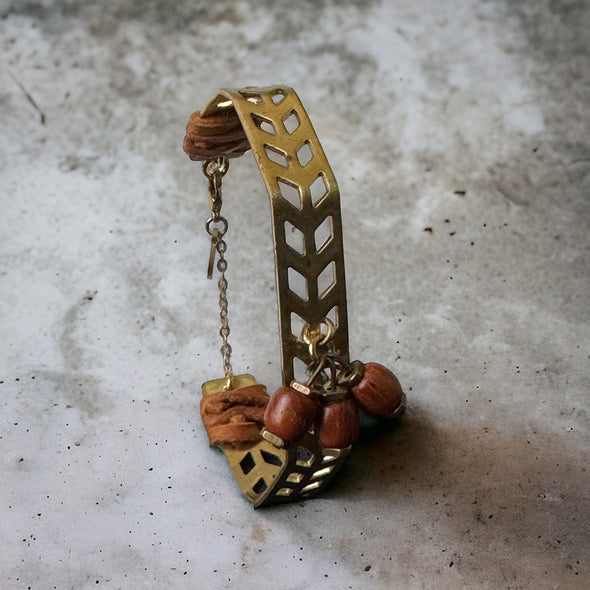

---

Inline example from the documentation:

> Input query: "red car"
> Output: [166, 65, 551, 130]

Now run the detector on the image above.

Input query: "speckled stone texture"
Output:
[1, 1, 589, 588]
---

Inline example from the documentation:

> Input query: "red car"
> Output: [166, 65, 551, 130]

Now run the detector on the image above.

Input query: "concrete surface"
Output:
[1, 1, 589, 588]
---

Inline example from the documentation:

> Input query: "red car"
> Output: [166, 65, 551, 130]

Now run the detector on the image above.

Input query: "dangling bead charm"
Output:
[263, 386, 318, 446]
[317, 397, 360, 449]
[352, 362, 405, 420]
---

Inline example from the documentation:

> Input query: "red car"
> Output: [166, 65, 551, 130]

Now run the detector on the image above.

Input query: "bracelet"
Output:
[183, 85, 405, 508]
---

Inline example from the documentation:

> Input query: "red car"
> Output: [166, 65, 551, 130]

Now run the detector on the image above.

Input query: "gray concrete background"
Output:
[1, 1, 589, 588]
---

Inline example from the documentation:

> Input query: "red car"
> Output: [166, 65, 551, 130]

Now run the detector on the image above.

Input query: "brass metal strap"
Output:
[191, 86, 349, 385]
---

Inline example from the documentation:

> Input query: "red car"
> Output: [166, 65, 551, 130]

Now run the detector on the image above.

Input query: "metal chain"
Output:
[203, 156, 233, 386]
[216, 236, 233, 379]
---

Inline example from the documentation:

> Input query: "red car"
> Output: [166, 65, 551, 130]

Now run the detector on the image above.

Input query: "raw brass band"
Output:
[185, 86, 349, 385]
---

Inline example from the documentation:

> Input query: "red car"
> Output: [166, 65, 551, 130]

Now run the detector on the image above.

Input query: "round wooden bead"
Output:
[317, 398, 360, 449]
[263, 386, 318, 445]
[352, 362, 404, 419]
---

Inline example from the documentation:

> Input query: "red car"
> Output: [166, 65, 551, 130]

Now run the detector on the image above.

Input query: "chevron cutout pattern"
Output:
[202, 86, 349, 384]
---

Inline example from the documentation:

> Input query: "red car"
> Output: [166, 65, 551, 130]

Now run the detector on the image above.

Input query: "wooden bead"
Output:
[317, 398, 360, 449]
[263, 386, 318, 445]
[352, 362, 404, 419]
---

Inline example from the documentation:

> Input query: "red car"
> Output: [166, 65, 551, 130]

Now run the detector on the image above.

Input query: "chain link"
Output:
[216, 236, 233, 379]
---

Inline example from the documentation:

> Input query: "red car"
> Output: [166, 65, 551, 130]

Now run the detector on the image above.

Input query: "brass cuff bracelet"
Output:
[183, 85, 406, 508]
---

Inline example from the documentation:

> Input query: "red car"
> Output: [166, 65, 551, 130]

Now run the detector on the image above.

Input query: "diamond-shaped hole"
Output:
[286, 472, 304, 484]
[312, 466, 334, 479]
[317, 261, 336, 299]
[277, 178, 301, 209]
[265, 145, 288, 167]
[326, 305, 339, 329]
[276, 487, 293, 496]
[285, 221, 305, 255]
[260, 449, 283, 467]
[252, 478, 268, 494]
[310, 173, 329, 206]
[296, 141, 313, 167]
[240, 91, 263, 105]
[216, 99, 233, 108]
[296, 446, 315, 468]
[251, 113, 276, 135]
[239, 452, 255, 475]
[288, 267, 308, 300]
[290, 311, 306, 339]
[293, 356, 308, 383]
[271, 90, 286, 104]
[301, 481, 321, 493]
[283, 111, 300, 134]
[314, 216, 333, 252]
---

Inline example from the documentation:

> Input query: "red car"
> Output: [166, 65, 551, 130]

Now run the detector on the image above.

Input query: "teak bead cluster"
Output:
[263, 362, 404, 449]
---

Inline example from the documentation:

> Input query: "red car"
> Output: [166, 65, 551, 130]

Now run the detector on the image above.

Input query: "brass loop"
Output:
[203, 156, 229, 221]
[209, 174, 222, 220]
[318, 318, 335, 346]
[337, 359, 365, 387]
[301, 323, 320, 345]
[301, 322, 323, 361]
[301, 318, 336, 366]
[302, 319, 335, 344]
[222, 372, 233, 391]
[202, 156, 229, 179]
[206, 216, 228, 237]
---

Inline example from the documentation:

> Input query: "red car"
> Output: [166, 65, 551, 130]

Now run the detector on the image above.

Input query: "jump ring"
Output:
[206, 216, 228, 236]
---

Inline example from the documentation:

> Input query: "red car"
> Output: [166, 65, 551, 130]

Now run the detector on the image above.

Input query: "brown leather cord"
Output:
[183, 110, 251, 160]
[200, 383, 270, 448]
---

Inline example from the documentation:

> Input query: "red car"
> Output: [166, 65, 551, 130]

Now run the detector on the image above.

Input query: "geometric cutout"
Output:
[310, 173, 329, 206]
[277, 487, 294, 496]
[277, 178, 302, 209]
[260, 449, 283, 467]
[312, 466, 333, 479]
[285, 220, 305, 255]
[291, 311, 307, 339]
[283, 111, 300, 134]
[239, 452, 255, 475]
[296, 141, 313, 167]
[314, 216, 333, 252]
[301, 481, 321, 493]
[295, 446, 315, 468]
[251, 113, 276, 135]
[265, 144, 288, 167]
[286, 472, 304, 484]
[271, 90, 286, 105]
[317, 261, 336, 299]
[252, 478, 268, 494]
[326, 305, 339, 329]
[288, 266, 308, 300]
[293, 356, 308, 383]
[240, 92, 263, 105]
